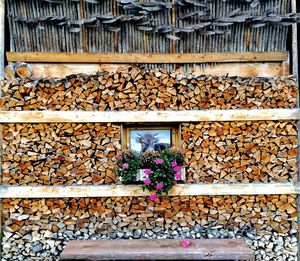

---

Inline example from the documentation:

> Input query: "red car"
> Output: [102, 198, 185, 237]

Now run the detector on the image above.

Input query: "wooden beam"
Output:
[60, 239, 255, 261]
[291, 2, 300, 260]
[0, 0, 4, 77]
[0, 183, 299, 198]
[28, 62, 287, 78]
[0, 109, 299, 123]
[6, 52, 289, 64]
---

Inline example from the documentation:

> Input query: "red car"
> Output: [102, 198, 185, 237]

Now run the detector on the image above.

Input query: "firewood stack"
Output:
[0, 68, 298, 261]
[0, 68, 297, 111]
[2, 195, 297, 260]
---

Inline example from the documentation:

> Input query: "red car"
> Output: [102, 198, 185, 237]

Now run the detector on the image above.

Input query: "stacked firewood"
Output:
[0, 69, 297, 111]
[2, 195, 297, 260]
[2, 123, 121, 185]
[182, 121, 298, 183]
[2, 120, 297, 185]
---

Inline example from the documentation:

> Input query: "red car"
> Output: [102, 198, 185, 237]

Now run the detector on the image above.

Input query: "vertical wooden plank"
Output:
[0, 0, 5, 76]
[291, 1, 300, 260]
[291, 0, 298, 81]
[0, 0, 4, 256]
[79, 0, 87, 53]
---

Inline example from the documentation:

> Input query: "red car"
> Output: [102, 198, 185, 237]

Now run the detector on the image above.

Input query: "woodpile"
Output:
[2, 120, 297, 185]
[2, 123, 121, 185]
[1, 195, 297, 260]
[182, 121, 298, 183]
[0, 69, 297, 111]
[1, 69, 298, 261]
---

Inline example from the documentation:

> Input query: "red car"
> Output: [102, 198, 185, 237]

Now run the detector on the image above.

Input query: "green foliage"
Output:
[116, 148, 185, 196]
[116, 150, 140, 184]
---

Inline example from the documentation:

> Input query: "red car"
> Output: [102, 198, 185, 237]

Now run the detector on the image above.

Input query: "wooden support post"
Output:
[291, 1, 300, 260]
[0, 0, 4, 77]
[0, 0, 4, 256]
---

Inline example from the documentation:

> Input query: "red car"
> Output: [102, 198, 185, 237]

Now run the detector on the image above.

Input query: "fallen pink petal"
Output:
[181, 239, 191, 248]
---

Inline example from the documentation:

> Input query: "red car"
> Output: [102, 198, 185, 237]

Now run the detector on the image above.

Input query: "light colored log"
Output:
[3, 64, 15, 80]
[28, 62, 287, 78]
[0, 183, 299, 198]
[6, 52, 289, 64]
[15, 62, 33, 78]
[0, 109, 299, 123]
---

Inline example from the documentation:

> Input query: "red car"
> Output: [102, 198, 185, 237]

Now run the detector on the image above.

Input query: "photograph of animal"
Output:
[130, 130, 171, 153]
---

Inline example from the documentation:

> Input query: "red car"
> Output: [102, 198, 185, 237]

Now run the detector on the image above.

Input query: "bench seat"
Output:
[60, 238, 255, 260]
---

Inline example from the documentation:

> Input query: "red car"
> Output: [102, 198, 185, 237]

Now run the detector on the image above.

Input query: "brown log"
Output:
[15, 62, 33, 78]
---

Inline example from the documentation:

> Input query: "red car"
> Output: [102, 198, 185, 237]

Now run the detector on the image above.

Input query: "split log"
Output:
[15, 62, 33, 78]
[4, 64, 15, 80]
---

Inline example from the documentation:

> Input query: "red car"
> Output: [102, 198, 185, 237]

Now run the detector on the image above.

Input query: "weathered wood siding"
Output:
[6, 0, 293, 54]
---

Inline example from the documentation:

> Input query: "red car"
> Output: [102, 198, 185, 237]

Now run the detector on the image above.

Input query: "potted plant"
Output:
[116, 148, 185, 199]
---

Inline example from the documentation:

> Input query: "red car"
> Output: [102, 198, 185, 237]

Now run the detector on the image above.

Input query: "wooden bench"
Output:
[60, 239, 255, 260]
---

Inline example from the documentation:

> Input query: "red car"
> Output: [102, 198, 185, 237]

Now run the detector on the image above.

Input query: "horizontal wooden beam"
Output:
[0, 109, 299, 123]
[6, 52, 289, 64]
[27, 62, 287, 78]
[0, 183, 299, 198]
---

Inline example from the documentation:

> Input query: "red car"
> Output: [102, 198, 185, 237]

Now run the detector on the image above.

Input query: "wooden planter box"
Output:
[137, 168, 186, 181]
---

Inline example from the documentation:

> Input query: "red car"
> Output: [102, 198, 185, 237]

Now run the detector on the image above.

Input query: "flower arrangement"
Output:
[116, 148, 184, 199]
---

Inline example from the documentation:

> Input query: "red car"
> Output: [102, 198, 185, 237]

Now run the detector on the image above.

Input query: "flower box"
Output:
[137, 168, 186, 181]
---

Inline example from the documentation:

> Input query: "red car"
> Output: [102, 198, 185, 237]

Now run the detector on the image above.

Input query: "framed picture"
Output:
[122, 125, 180, 154]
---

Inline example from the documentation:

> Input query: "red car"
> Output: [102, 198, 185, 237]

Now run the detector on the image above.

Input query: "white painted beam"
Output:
[0, 183, 299, 198]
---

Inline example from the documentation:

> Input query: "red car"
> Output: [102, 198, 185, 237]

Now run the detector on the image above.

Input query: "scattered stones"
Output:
[1, 195, 297, 260]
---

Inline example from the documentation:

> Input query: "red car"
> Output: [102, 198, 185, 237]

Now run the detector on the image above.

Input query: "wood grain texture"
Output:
[28, 62, 287, 78]
[0, 0, 4, 77]
[0, 109, 299, 123]
[60, 239, 255, 260]
[0, 183, 299, 198]
[6, 52, 289, 63]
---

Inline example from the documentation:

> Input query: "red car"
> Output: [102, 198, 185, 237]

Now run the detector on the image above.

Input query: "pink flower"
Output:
[181, 239, 191, 248]
[117, 156, 123, 161]
[156, 183, 163, 190]
[175, 172, 181, 180]
[144, 169, 153, 175]
[173, 165, 181, 172]
[149, 194, 157, 201]
[121, 163, 128, 169]
[155, 158, 164, 164]
[171, 161, 177, 167]
[144, 178, 151, 186]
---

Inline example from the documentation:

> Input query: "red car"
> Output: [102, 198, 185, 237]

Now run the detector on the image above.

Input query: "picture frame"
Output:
[122, 125, 180, 154]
